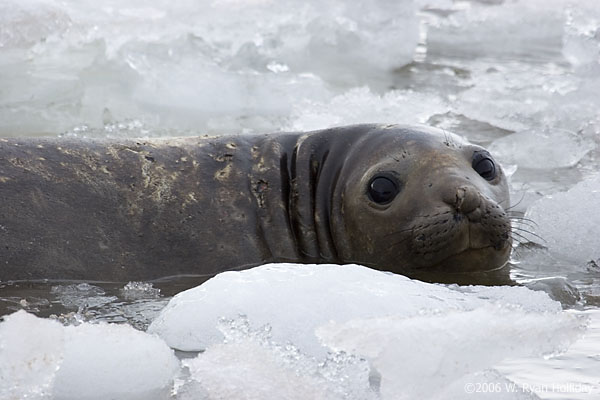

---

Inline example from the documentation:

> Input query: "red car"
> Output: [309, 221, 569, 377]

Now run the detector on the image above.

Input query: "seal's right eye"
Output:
[368, 176, 399, 205]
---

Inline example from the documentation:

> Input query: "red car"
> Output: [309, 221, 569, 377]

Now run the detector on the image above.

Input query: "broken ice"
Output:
[526, 173, 600, 264]
[0, 310, 179, 400]
[0, 264, 589, 399]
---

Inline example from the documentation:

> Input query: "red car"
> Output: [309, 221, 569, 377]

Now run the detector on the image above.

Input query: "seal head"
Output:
[331, 125, 512, 284]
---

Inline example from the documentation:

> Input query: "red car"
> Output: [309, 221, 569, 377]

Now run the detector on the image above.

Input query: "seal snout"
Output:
[443, 185, 482, 221]
[408, 182, 511, 272]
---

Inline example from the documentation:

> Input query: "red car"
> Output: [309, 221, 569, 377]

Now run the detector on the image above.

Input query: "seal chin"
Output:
[408, 244, 513, 285]
[430, 244, 511, 274]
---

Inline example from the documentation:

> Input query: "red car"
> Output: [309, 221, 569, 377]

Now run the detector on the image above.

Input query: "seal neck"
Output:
[285, 131, 341, 262]
[253, 125, 378, 265]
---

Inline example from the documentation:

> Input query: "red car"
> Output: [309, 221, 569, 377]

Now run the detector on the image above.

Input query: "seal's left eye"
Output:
[368, 176, 399, 205]
[472, 151, 497, 181]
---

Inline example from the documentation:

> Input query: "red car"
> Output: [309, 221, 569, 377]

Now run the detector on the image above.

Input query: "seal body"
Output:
[0, 124, 512, 283]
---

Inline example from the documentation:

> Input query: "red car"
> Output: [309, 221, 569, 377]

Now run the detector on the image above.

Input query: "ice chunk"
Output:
[122, 38, 331, 134]
[148, 263, 562, 356]
[316, 306, 583, 400]
[448, 284, 562, 313]
[51, 282, 117, 311]
[287, 87, 448, 131]
[562, 1, 600, 68]
[53, 322, 179, 399]
[120, 281, 161, 300]
[454, 63, 579, 133]
[436, 1, 600, 138]
[287, 0, 419, 85]
[0, 0, 419, 136]
[0, 310, 179, 400]
[40, 281, 168, 329]
[426, 0, 565, 61]
[150, 263, 583, 399]
[0, 311, 64, 399]
[488, 128, 594, 170]
[415, 0, 453, 10]
[0, 0, 71, 49]
[526, 173, 600, 264]
[426, 112, 514, 146]
[497, 309, 600, 400]
[179, 316, 377, 400]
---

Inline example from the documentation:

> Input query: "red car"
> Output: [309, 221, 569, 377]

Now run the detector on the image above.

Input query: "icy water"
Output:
[1, 0, 600, 399]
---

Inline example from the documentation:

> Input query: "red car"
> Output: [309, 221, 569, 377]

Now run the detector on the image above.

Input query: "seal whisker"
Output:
[510, 244, 523, 258]
[508, 215, 539, 227]
[386, 221, 439, 239]
[511, 225, 542, 235]
[391, 236, 413, 248]
[505, 191, 527, 211]
[509, 235, 526, 251]
[510, 230, 540, 245]
[511, 226, 546, 244]
[384, 227, 415, 238]
[509, 217, 538, 230]
[497, 197, 511, 208]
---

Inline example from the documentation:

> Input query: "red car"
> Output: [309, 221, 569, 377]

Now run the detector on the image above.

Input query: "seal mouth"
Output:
[406, 190, 512, 274]
[408, 218, 511, 270]
[407, 246, 514, 285]
[426, 243, 512, 274]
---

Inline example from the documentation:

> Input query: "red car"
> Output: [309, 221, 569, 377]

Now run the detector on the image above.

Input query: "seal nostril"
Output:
[466, 208, 482, 222]
[454, 186, 480, 214]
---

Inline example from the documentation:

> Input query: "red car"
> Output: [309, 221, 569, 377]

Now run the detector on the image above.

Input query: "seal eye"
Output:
[368, 176, 399, 205]
[472, 151, 497, 181]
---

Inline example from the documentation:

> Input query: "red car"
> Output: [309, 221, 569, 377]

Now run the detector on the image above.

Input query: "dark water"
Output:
[1, 252, 598, 331]
[0, 276, 210, 329]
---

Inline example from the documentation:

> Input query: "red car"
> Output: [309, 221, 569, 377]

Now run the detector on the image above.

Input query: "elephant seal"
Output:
[0, 124, 512, 284]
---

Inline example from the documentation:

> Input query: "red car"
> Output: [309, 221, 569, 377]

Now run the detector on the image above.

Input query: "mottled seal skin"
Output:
[0, 124, 512, 284]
